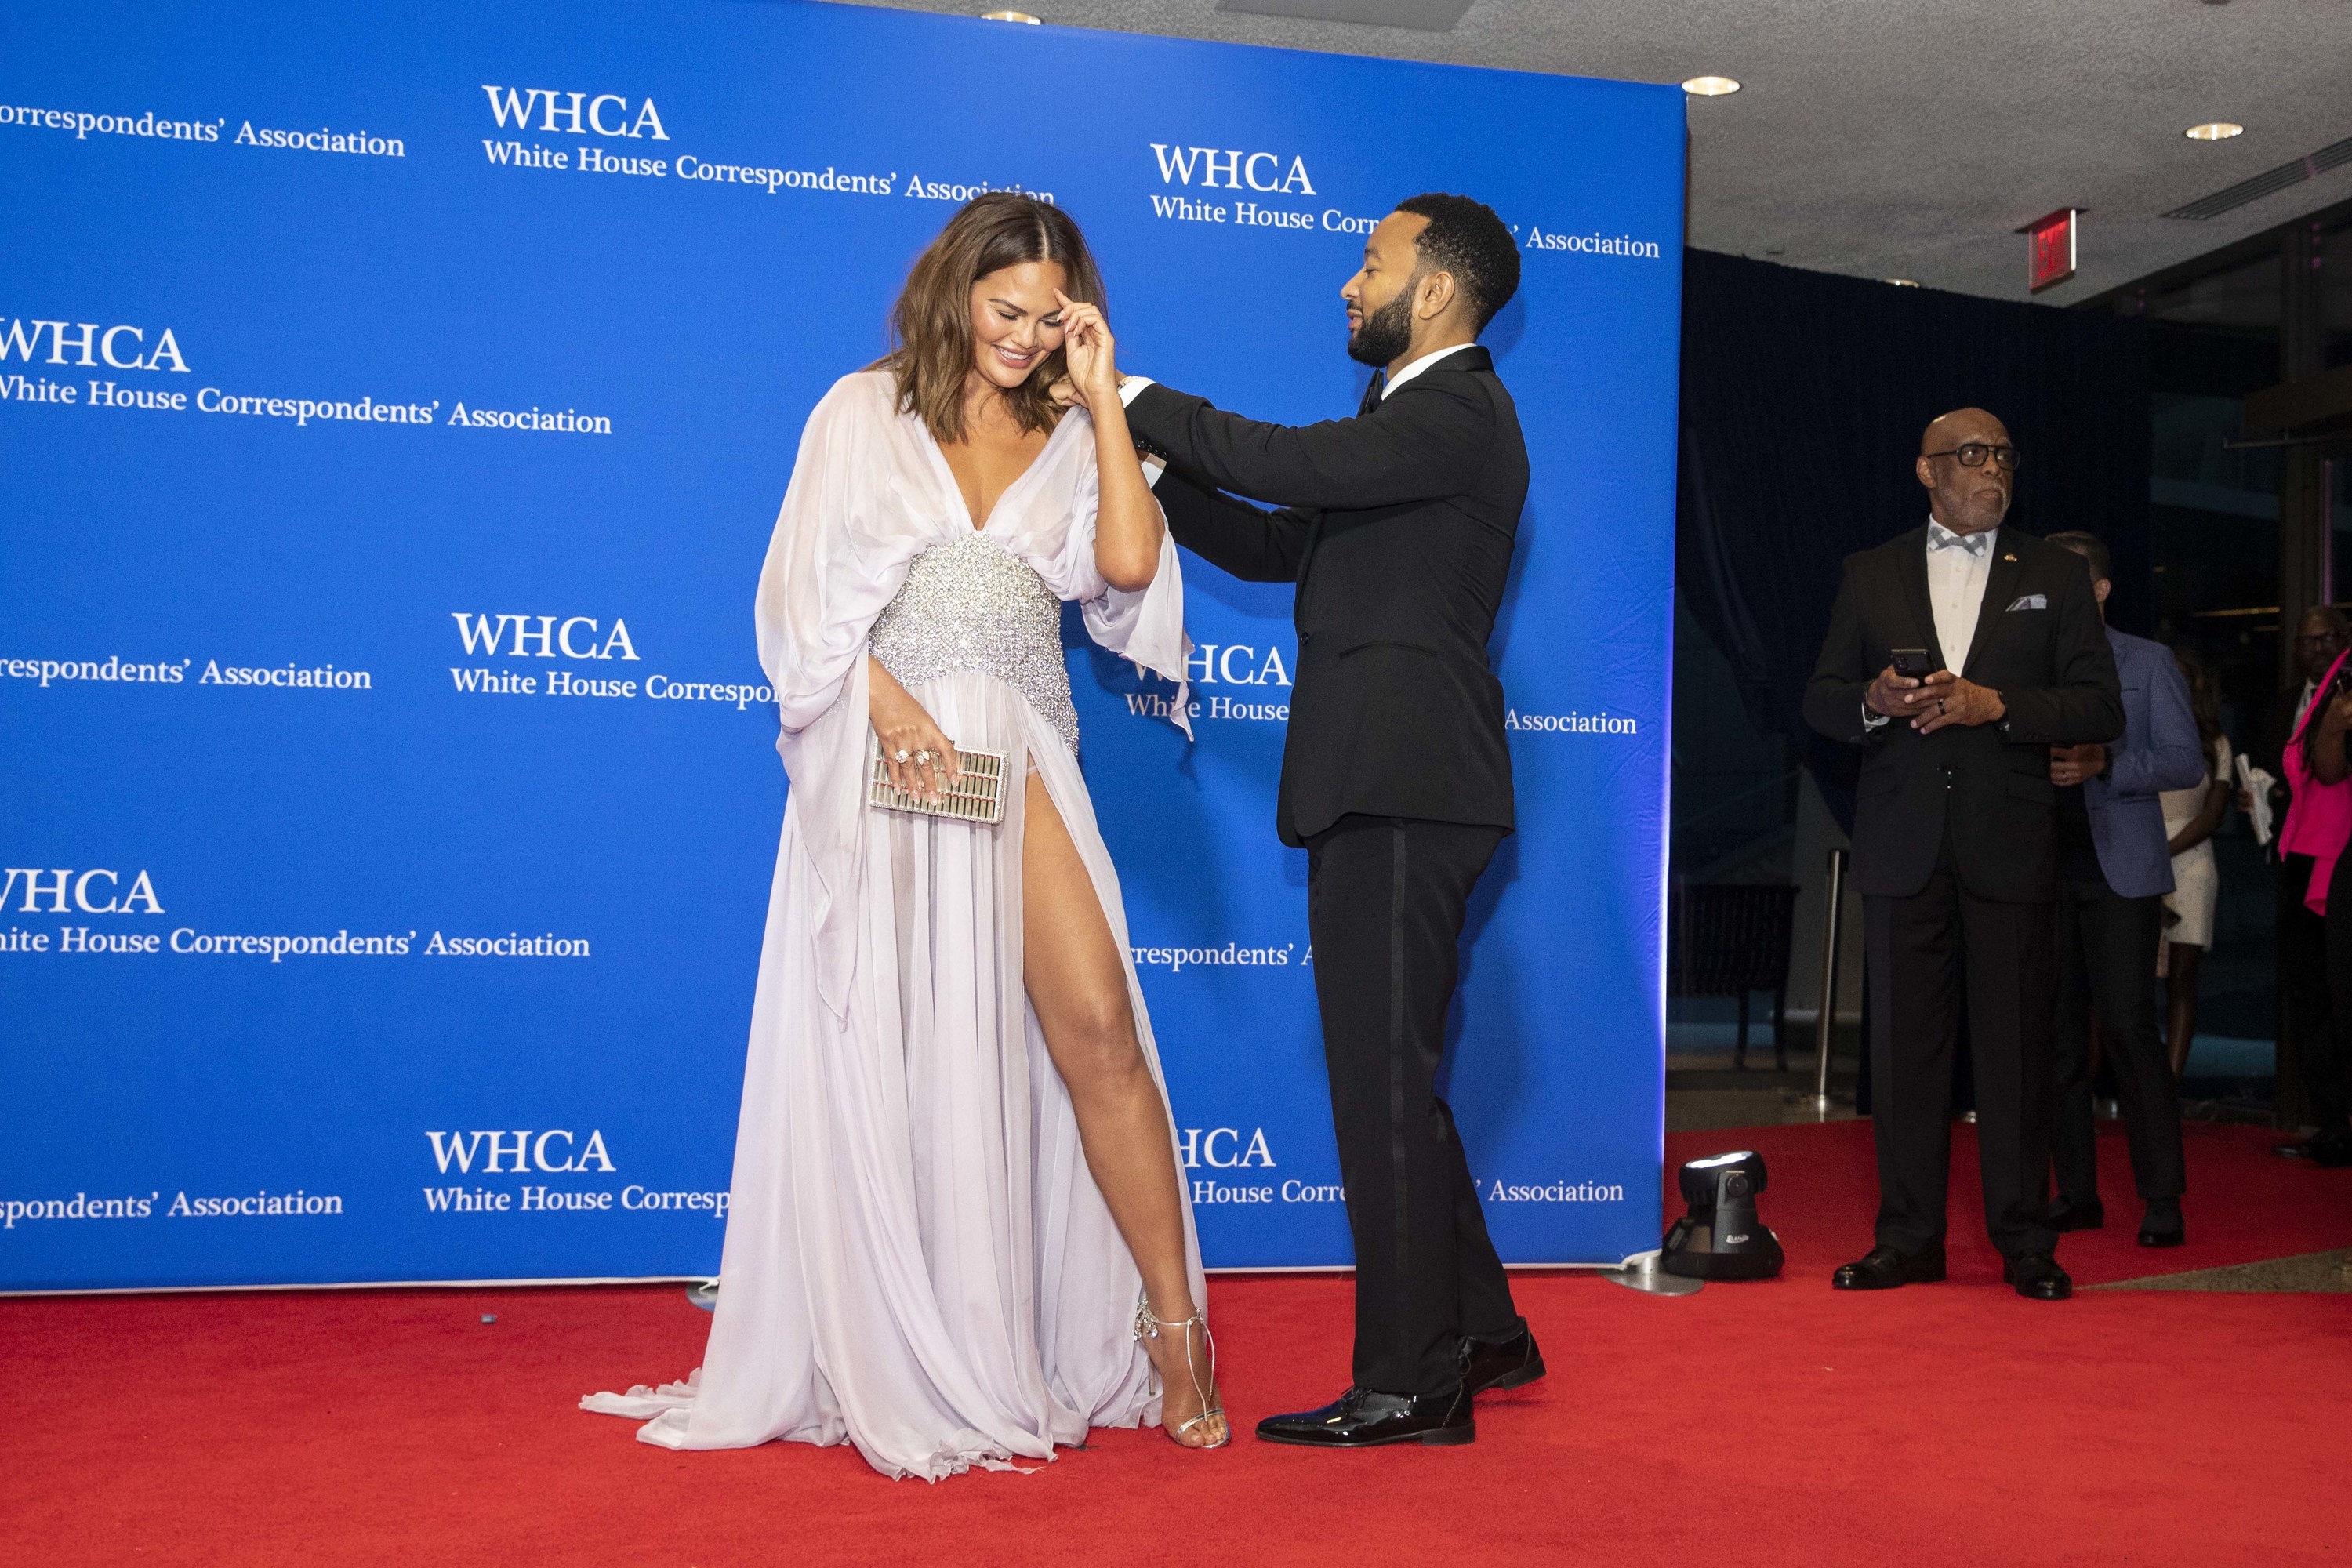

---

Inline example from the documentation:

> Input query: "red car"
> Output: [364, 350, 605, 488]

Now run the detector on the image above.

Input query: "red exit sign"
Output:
[2022, 209, 2078, 292]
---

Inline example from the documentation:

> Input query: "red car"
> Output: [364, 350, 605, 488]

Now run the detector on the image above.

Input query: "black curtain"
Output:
[1676, 250, 2152, 833]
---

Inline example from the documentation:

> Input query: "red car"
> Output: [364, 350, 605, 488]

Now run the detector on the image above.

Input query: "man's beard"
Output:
[1946, 488, 2009, 535]
[1346, 287, 1415, 368]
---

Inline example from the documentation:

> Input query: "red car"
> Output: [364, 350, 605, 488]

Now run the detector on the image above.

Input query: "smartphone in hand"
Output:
[1889, 648, 1936, 680]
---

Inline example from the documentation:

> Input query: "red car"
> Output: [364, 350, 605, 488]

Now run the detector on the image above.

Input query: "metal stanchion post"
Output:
[1788, 847, 1848, 1117]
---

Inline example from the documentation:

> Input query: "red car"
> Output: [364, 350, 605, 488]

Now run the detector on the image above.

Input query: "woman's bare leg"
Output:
[2166, 943, 2204, 1080]
[1020, 769, 1225, 1447]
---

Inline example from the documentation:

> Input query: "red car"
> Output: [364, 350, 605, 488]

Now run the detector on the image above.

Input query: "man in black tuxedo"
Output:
[1803, 408, 2122, 1301]
[1109, 194, 1533, 1446]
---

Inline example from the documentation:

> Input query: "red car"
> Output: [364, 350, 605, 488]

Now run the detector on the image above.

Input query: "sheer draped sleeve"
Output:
[750, 384, 1192, 1015]
[1036, 423, 1194, 740]
[753, 373, 927, 1016]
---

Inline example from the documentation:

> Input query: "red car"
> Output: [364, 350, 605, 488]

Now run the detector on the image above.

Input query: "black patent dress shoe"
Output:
[1459, 1322, 1545, 1397]
[1254, 1385, 1475, 1448]
[2048, 1198, 2106, 1232]
[2272, 1133, 2352, 1167]
[1831, 1244, 1947, 1290]
[2138, 1201, 2185, 1248]
[2002, 1251, 2073, 1300]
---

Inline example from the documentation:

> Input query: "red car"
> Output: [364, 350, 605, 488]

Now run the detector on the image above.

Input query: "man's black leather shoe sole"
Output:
[2002, 1252, 2074, 1300]
[1831, 1245, 1947, 1290]
[1255, 1385, 1475, 1448]
[1460, 1323, 1545, 1397]
[2273, 1137, 2352, 1166]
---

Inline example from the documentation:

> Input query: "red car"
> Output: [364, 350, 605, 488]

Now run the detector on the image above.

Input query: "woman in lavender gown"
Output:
[586, 194, 1225, 1476]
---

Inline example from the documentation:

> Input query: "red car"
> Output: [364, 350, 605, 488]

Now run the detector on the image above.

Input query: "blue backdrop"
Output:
[0, 0, 1682, 1290]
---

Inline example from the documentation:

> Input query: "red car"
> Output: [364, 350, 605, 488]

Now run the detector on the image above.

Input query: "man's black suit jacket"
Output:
[2259, 685, 2304, 782]
[1125, 345, 1528, 846]
[2257, 684, 2305, 850]
[1802, 525, 2123, 902]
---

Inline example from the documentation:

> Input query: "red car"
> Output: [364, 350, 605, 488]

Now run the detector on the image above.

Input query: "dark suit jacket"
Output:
[1126, 345, 1527, 845]
[2259, 685, 2303, 782]
[1802, 525, 2123, 902]
[2257, 684, 2305, 854]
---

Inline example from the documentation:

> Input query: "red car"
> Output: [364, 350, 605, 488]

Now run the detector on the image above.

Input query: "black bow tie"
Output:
[1357, 373, 1385, 417]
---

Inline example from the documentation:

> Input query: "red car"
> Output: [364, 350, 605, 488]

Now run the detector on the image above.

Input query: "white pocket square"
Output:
[2007, 594, 2046, 612]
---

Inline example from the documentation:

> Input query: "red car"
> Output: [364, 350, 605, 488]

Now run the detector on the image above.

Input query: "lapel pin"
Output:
[2002, 553, 2016, 561]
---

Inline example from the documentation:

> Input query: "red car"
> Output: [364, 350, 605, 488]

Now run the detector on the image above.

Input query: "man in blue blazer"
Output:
[2045, 532, 2206, 1246]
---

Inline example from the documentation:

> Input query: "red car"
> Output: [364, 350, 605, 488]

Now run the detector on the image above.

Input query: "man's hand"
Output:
[1907, 670, 2005, 733]
[2049, 743, 2107, 788]
[1865, 664, 1921, 719]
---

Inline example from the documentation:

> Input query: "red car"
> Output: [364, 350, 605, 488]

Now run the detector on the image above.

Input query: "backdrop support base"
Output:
[1602, 1253, 1704, 1296]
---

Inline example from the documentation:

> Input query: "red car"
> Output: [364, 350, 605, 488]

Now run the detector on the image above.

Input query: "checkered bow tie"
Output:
[1928, 526, 1989, 557]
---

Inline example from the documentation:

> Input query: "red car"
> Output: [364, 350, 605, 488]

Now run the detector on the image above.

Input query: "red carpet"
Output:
[1671, 1116, 2352, 1285]
[5, 1122, 2348, 1567]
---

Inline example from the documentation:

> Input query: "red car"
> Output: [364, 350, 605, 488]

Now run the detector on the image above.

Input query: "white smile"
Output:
[993, 343, 1037, 368]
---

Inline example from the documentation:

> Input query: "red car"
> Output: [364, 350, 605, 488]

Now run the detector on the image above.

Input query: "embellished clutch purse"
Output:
[868, 741, 1007, 826]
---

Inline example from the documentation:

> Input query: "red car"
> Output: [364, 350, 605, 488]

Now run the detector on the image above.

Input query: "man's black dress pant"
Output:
[2285, 851, 2352, 1137]
[2053, 879, 2185, 1207]
[1305, 814, 1518, 1396]
[2311, 853, 2352, 1136]
[1862, 832, 2059, 1259]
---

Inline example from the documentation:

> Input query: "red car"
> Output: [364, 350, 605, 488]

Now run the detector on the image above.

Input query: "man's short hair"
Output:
[2045, 529, 2111, 586]
[1395, 193, 1521, 333]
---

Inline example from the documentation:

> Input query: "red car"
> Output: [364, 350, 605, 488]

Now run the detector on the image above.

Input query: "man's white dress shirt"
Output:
[1926, 517, 1998, 673]
[1864, 517, 1998, 730]
[1377, 342, 1474, 397]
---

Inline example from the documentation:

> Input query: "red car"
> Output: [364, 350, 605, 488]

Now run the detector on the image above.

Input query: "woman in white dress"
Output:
[2160, 645, 2231, 1079]
[586, 194, 1227, 1475]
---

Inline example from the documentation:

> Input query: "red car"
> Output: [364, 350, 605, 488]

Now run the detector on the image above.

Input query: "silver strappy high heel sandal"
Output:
[1134, 1301, 1229, 1450]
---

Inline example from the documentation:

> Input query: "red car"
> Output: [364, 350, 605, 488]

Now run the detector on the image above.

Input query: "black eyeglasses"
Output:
[1924, 442, 2022, 472]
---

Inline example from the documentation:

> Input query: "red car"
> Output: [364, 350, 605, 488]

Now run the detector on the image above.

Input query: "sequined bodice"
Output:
[868, 532, 1078, 753]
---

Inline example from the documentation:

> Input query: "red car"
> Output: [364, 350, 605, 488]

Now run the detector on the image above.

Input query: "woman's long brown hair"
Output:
[881, 192, 1105, 446]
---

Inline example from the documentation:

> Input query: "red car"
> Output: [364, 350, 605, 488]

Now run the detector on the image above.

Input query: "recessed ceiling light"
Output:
[1682, 75, 1740, 96]
[2184, 122, 2245, 141]
[980, 9, 1041, 21]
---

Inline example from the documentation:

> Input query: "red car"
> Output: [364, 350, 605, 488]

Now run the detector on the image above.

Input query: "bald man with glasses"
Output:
[1804, 408, 2122, 1301]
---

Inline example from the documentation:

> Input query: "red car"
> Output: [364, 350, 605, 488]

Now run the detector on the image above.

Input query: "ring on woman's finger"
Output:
[893, 749, 913, 764]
